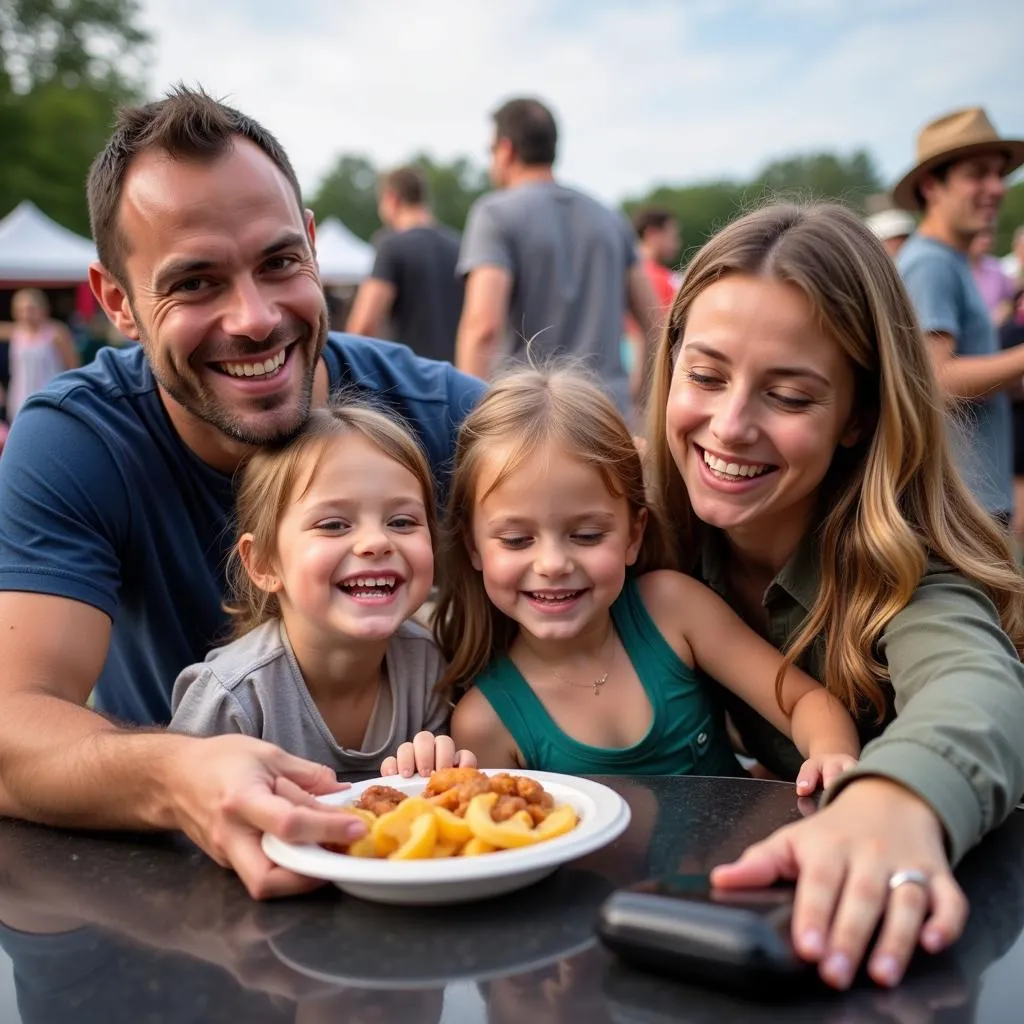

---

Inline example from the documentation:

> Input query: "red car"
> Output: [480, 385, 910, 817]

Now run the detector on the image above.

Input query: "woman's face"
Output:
[665, 274, 860, 556]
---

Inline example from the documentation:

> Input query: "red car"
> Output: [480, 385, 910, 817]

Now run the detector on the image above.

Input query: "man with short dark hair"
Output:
[346, 165, 464, 362]
[456, 97, 658, 412]
[0, 86, 483, 898]
[893, 106, 1024, 523]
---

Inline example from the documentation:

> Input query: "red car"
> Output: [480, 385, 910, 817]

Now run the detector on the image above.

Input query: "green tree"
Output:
[751, 149, 883, 212]
[997, 179, 1024, 257]
[310, 153, 489, 241]
[309, 154, 381, 242]
[0, 0, 150, 233]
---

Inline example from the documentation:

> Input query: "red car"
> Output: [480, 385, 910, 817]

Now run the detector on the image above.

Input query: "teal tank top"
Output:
[475, 575, 743, 776]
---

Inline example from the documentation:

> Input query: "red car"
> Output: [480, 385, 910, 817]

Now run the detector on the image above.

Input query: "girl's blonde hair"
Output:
[434, 364, 668, 692]
[646, 201, 1024, 720]
[226, 399, 436, 638]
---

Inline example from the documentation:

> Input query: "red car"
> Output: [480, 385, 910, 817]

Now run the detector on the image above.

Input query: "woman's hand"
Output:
[710, 777, 968, 989]
[380, 732, 478, 778]
[795, 753, 858, 796]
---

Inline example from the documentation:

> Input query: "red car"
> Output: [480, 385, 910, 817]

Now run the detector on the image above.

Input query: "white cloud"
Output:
[138, 0, 1022, 206]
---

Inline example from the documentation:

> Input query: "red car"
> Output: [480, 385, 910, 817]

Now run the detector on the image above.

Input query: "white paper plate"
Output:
[262, 769, 631, 905]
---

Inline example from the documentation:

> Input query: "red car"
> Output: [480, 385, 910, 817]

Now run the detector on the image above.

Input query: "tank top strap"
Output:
[474, 658, 548, 768]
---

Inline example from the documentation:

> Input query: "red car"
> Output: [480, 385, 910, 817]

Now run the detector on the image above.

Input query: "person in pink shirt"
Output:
[0, 289, 80, 422]
[970, 229, 1016, 325]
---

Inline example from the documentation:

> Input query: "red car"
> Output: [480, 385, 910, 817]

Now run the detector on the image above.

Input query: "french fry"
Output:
[390, 811, 438, 860]
[371, 797, 435, 857]
[464, 793, 543, 849]
[459, 836, 498, 856]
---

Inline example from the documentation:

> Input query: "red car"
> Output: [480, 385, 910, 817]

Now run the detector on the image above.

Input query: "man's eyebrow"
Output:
[153, 232, 309, 291]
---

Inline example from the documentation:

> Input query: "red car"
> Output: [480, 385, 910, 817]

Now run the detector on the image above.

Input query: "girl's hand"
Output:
[710, 777, 968, 990]
[380, 732, 478, 778]
[795, 753, 858, 796]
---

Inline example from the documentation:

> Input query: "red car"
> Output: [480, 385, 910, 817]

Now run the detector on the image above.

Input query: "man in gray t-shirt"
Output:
[891, 106, 1024, 520]
[456, 97, 658, 414]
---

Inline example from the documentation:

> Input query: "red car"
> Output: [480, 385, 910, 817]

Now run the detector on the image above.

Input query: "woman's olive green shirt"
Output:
[701, 530, 1024, 864]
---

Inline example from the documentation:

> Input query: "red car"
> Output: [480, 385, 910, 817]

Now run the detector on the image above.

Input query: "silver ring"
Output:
[889, 869, 930, 892]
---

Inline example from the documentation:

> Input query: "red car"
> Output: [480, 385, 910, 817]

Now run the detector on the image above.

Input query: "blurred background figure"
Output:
[456, 97, 658, 414]
[1002, 224, 1024, 290]
[0, 288, 79, 422]
[865, 206, 917, 257]
[970, 228, 1017, 325]
[346, 165, 464, 363]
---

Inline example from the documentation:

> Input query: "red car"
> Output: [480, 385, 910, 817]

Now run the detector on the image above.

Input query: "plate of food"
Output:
[261, 767, 631, 905]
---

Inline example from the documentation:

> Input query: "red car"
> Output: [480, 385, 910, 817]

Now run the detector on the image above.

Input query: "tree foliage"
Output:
[623, 149, 885, 266]
[310, 152, 489, 240]
[0, 0, 150, 234]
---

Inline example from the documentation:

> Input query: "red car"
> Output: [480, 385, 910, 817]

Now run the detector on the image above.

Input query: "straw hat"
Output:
[892, 107, 1024, 212]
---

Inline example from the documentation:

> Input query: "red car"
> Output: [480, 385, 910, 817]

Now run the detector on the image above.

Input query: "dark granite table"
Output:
[0, 776, 1021, 1023]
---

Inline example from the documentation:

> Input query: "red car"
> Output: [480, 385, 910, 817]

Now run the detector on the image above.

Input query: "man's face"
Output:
[97, 139, 327, 454]
[922, 152, 1007, 239]
[649, 220, 681, 265]
[489, 135, 513, 189]
[377, 189, 398, 229]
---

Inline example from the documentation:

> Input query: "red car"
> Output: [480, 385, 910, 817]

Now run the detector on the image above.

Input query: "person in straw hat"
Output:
[894, 107, 1024, 525]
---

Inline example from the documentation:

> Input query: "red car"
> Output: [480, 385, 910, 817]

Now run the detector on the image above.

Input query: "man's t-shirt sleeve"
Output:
[0, 401, 127, 618]
[457, 200, 513, 277]
[370, 234, 401, 287]
[900, 252, 962, 340]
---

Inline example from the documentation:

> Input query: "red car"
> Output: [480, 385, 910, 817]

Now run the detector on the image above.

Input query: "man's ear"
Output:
[238, 534, 282, 593]
[89, 262, 139, 340]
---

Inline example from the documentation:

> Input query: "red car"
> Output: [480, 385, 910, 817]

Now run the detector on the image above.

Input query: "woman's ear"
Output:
[238, 534, 282, 593]
[465, 535, 483, 572]
[839, 406, 875, 449]
[626, 508, 648, 566]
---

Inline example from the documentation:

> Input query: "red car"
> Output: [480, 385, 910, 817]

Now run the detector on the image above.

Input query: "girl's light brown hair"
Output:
[226, 399, 436, 638]
[434, 364, 668, 693]
[646, 201, 1024, 720]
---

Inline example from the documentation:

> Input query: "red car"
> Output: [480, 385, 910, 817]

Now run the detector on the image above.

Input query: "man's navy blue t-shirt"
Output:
[0, 333, 483, 726]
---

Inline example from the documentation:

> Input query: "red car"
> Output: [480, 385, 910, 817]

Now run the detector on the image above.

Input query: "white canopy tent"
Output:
[315, 217, 374, 286]
[0, 201, 97, 284]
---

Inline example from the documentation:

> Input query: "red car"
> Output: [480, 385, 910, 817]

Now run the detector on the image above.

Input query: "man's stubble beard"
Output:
[133, 303, 329, 447]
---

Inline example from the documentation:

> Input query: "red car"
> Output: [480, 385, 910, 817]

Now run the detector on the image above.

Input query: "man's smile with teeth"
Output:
[216, 348, 287, 378]
[701, 448, 773, 479]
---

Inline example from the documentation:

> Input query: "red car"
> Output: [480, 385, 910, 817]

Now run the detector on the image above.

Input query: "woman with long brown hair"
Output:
[646, 202, 1024, 990]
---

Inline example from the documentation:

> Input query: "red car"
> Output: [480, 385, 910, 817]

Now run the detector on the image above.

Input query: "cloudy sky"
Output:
[138, 0, 1022, 206]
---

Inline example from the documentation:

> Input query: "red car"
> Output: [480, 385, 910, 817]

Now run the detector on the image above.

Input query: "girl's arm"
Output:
[53, 324, 81, 371]
[640, 571, 860, 771]
[450, 688, 522, 770]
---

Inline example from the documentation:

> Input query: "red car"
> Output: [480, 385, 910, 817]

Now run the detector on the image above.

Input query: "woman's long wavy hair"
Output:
[646, 202, 1024, 720]
[225, 399, 436, 639]
[434, 364, 669, 694]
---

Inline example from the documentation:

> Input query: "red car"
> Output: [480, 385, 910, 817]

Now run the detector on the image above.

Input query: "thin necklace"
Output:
[547, 625, 617, 697]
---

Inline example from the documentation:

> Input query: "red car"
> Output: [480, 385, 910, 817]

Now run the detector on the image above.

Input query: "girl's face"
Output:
[467, 440, 645, 643]
[665, 274, 860, 557]
[12, 294, 44, 328]
[262, 433, 434, 646]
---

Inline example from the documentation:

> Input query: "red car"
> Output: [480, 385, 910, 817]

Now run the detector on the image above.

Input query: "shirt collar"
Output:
[699, 524, 821, 613]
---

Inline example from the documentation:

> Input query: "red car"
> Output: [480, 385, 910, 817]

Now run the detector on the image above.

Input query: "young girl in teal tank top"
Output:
[435, 366, 860, 790]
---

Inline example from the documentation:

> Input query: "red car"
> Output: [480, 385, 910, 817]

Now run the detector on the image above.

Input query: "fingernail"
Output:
[345, 822, 367, 839]
[871, 955, 900, 987]
[797, 780, 810, 791]
[799, 929, 824, 957]
[822, 953, 853, 988]
[922, 928, 943, 952]
[401, 768, 412, 778]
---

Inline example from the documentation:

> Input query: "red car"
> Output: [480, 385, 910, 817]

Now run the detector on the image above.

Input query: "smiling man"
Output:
[893, 107, 1024, 524]
[0, 87, 483, 899]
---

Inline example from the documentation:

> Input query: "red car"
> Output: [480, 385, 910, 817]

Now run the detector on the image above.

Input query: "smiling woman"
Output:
[645, 201, 1024, 991]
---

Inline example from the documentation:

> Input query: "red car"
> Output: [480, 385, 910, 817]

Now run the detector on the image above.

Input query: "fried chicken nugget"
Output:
[423, 766, 485, 797]
[354, 785, 407, 817]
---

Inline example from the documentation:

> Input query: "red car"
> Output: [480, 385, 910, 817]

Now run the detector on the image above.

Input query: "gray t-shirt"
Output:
[898, 233, 1013, 516]
[169, 618, 448, 772]
[458, 181, 637, 411]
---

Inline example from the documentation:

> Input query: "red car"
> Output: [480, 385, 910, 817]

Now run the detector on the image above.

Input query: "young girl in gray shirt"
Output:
[170, 401, 474, 777]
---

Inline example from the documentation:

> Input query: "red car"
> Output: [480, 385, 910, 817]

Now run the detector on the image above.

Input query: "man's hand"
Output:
[168, 734, 367, 900]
